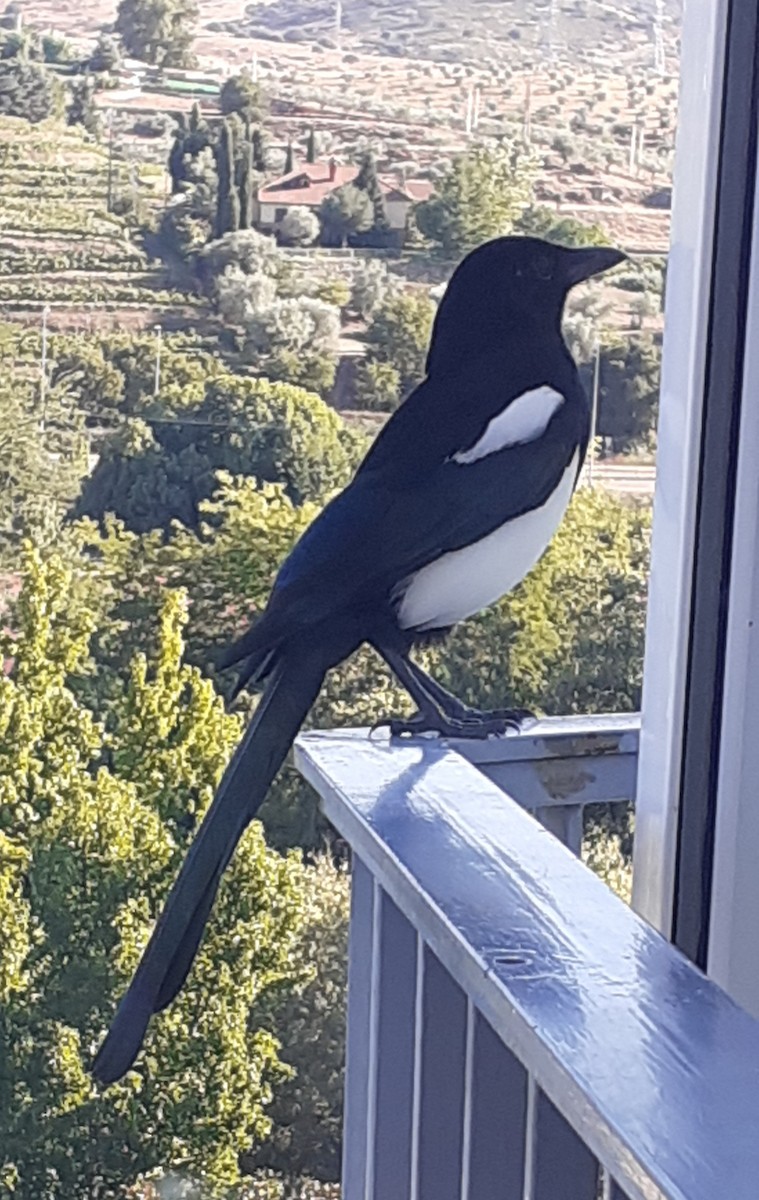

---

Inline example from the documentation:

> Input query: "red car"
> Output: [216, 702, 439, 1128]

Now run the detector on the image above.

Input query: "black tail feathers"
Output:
[215, 614, 283, 701]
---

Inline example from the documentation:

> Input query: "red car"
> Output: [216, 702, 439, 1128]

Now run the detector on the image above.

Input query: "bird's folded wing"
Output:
[268, 429, 579, 629]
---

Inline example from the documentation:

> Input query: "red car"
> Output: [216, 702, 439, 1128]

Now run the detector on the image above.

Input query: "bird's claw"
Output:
[451, 705, 537, 733]
[371, 707, 533, 741]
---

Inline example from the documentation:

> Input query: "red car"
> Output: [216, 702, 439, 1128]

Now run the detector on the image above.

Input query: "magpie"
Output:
[92, 236, 624, 1084]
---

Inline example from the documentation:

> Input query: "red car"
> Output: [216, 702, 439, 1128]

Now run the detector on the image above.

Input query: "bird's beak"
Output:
[564, 245, 627, 287]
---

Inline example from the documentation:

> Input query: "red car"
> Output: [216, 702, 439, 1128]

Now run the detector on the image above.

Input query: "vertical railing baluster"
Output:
[409, 931, 424, 1200]
[600, 1167, 612, 1200]
[459, 1000, 475, 1200]
[538, 804, 584, 856]
[341, 858, 375, 1200]
[467, 1009, 528, 1200]
[373, 892, 417, 1200]
[417, 949, 468, 1200]
[533, 1091, 599, 1200]
[364, 877, 382, 1200]
[522, 1074, 538, 1200]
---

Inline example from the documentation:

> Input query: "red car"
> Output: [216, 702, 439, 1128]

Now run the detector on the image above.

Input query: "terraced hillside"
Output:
[0, 117, 205, 333]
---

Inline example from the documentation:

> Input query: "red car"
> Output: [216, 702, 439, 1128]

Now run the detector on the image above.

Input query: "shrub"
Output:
[350, 258, 400, 320]
[314, 277, 350, 309]
[0, 545, 309, 1199]
[0, 59, 64, 122]
[353, 290, 436, 409]
[75, 373, 365, 533]
[278, 205, 320, 247]
[249, 857, 350, 1185]
[219, 69, 264, 122]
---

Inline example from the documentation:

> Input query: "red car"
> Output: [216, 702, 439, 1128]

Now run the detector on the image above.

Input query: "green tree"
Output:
[75, 373, 365, 533]
[162, 144, 218, 252]
[248, 856, 350, 1185]
[0, 543, 309, 1198]
[214, 117, 235, 237]
[115, 0, 198, 68]
[168, 101, 211, 193]
[305, 126, 316, 163]
[278, 205, 319, 247]
[41, 32, 74, 63]
[355, 290, 436, 409]
[590, 334, 661, 454]
[239, 138, 255, 228]
[415, 143, 535, 256]
[66, 75, 101, 136]
[199, 227, 283, 290]
[0, 383, 87, 562]
[88, 32, 121, 73]
[319, 183, 373, 247]
[350, 257, 400, 319]
[284, 139, 294, 174]
[517, 204, 611, 246]
[0, 28, 42, 61]
[354, 149, 388, 231]
[252, 125, 267, 172]
[0, 58, 64, 121]
[220, 69, 263, 123]
[49, 338, 126, 420]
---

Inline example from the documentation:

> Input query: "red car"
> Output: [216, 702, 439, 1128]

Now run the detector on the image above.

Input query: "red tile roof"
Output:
[258, 161, 433, 208]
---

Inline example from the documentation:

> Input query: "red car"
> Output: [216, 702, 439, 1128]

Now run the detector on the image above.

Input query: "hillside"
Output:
[218, 0, 681, 67]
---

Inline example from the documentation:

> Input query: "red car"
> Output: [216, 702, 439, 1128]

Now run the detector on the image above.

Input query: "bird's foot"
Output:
[445, 703, 537, 733]
[371, 708, 526, 740]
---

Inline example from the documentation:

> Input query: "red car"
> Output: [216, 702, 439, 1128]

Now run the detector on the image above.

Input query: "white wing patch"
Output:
[397, 451, 579, 632]
[452, 385, 565, 465]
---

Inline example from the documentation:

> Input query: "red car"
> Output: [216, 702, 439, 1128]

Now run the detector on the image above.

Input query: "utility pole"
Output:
[153, 324, 162, 396]
[465, 85, 474, 135]
[40, 304, 51, 434]
[106, 108, 115, 212]
[545, 0, 558, 63]
[524, 77, 532, 144]
[588, 338, 601, 487]
[654, 0, 665, 74]
[629, 124, 638, 175]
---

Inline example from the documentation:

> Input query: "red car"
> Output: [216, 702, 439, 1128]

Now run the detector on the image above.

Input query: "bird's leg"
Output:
[404, 656, 535, 732]
[370, 646, 463, 738]
[373, 646, 513, 740]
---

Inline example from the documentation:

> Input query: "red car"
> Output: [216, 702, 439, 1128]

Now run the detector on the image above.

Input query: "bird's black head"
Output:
[426, 236, 626, 376]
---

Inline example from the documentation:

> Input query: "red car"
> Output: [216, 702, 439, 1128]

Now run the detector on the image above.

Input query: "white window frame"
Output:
[634, 0, 759, 1011]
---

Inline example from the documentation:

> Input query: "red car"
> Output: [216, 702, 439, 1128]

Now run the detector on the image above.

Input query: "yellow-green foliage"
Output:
[248, 857, 350, 1184]
[438, 486, 651, 716]
[0, 544, 310, 1199]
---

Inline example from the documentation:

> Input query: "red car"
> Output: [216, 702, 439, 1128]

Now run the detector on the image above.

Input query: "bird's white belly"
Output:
[397, 452, 579, 631]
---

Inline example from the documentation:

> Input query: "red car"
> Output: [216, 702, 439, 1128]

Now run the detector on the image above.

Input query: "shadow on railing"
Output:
[295, 720, 759, 1200]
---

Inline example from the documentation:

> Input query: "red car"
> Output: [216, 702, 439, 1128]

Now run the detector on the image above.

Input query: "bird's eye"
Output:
[533, 256, 553, 280]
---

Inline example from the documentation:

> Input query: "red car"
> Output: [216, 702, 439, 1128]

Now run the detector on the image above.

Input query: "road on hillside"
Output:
[579, 461, 656, 496]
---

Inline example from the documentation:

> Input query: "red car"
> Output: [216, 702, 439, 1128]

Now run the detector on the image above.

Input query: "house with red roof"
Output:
[256, 158, 434, 245]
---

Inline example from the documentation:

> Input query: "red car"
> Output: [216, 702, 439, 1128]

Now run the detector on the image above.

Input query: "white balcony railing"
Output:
[294, 719, 759, 1200]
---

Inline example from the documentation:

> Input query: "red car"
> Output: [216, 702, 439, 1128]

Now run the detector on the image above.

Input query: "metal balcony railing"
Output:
[294, 718, 759, 1200]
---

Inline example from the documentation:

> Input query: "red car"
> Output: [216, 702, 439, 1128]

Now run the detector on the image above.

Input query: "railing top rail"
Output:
[451, 711, 640, 766]
[295, 727, 759, 1200]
